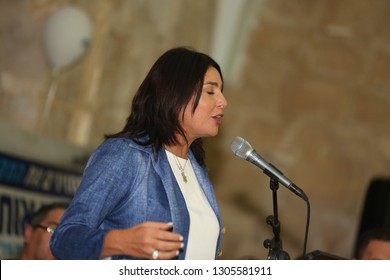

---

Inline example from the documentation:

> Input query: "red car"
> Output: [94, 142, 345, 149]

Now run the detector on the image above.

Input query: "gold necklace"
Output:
[174, 155, 188, 183]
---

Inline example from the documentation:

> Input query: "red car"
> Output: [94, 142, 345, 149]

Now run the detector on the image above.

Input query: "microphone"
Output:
[230, 136, 308, 201]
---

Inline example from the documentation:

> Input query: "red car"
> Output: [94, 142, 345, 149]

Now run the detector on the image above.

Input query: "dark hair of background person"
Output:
[353, 178, 390, 257]
[105, 47, 224, 166]
[355, 227, 390, 259]
[25, 202, 69, 228]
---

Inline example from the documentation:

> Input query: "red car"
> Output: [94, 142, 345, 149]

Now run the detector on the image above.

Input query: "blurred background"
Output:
[1, 0, 390, 260]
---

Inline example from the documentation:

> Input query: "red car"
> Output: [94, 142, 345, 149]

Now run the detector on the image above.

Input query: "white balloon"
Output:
[44, 5, 92, 70]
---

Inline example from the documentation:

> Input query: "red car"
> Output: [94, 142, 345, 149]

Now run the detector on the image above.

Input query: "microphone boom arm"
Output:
[246, 151, 308, 202]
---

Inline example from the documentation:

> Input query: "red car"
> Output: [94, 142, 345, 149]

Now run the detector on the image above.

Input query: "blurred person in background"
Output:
[19, 202, 68, 260]
[355, 228, 390, 260]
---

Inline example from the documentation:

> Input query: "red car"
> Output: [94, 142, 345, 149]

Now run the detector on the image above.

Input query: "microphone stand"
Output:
[263, 170, 290, 260]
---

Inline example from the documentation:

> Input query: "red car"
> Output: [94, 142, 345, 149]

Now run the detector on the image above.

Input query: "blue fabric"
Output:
[50, 137, 222, 260]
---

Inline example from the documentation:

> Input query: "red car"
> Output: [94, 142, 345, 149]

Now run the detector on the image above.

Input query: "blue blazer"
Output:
[50, 137, 222, 259]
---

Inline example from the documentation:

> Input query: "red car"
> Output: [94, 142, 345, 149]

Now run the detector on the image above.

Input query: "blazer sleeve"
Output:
[50, 139, 143, 259]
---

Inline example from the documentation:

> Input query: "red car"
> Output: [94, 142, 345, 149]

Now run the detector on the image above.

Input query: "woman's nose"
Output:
[218, 94, 228, 109]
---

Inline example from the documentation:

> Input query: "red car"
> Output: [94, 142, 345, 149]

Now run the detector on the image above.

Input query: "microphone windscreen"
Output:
[230, 136, 253, 159]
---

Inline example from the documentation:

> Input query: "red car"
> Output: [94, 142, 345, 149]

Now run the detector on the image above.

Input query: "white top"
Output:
[165, 150, 219, 259]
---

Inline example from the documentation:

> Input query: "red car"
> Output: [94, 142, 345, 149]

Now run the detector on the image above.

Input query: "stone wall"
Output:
[1, 0, 390, 259]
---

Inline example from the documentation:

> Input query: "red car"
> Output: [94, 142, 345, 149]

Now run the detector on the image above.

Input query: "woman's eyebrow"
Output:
[203, 81, 223, 90]
[204, 81, 219, 87]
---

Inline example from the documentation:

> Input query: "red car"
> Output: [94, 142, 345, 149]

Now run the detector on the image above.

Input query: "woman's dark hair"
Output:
[106, 47, 223, 166]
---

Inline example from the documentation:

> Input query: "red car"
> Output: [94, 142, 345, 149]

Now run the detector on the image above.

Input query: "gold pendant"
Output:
[181, 172, 188, 183]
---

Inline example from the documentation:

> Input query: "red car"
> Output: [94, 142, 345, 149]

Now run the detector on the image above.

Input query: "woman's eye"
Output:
[207, 91, 215, 95]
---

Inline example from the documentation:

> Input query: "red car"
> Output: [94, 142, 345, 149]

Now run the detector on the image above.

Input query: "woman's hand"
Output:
[102, 222, 184, 259]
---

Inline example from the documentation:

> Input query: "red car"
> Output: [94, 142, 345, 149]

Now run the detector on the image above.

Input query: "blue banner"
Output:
[0, 152, 82, 259]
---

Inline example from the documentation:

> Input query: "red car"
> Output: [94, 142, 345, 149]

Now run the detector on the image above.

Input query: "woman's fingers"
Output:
[140, 222, 183, 242]
[131, 222, 184, 259]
